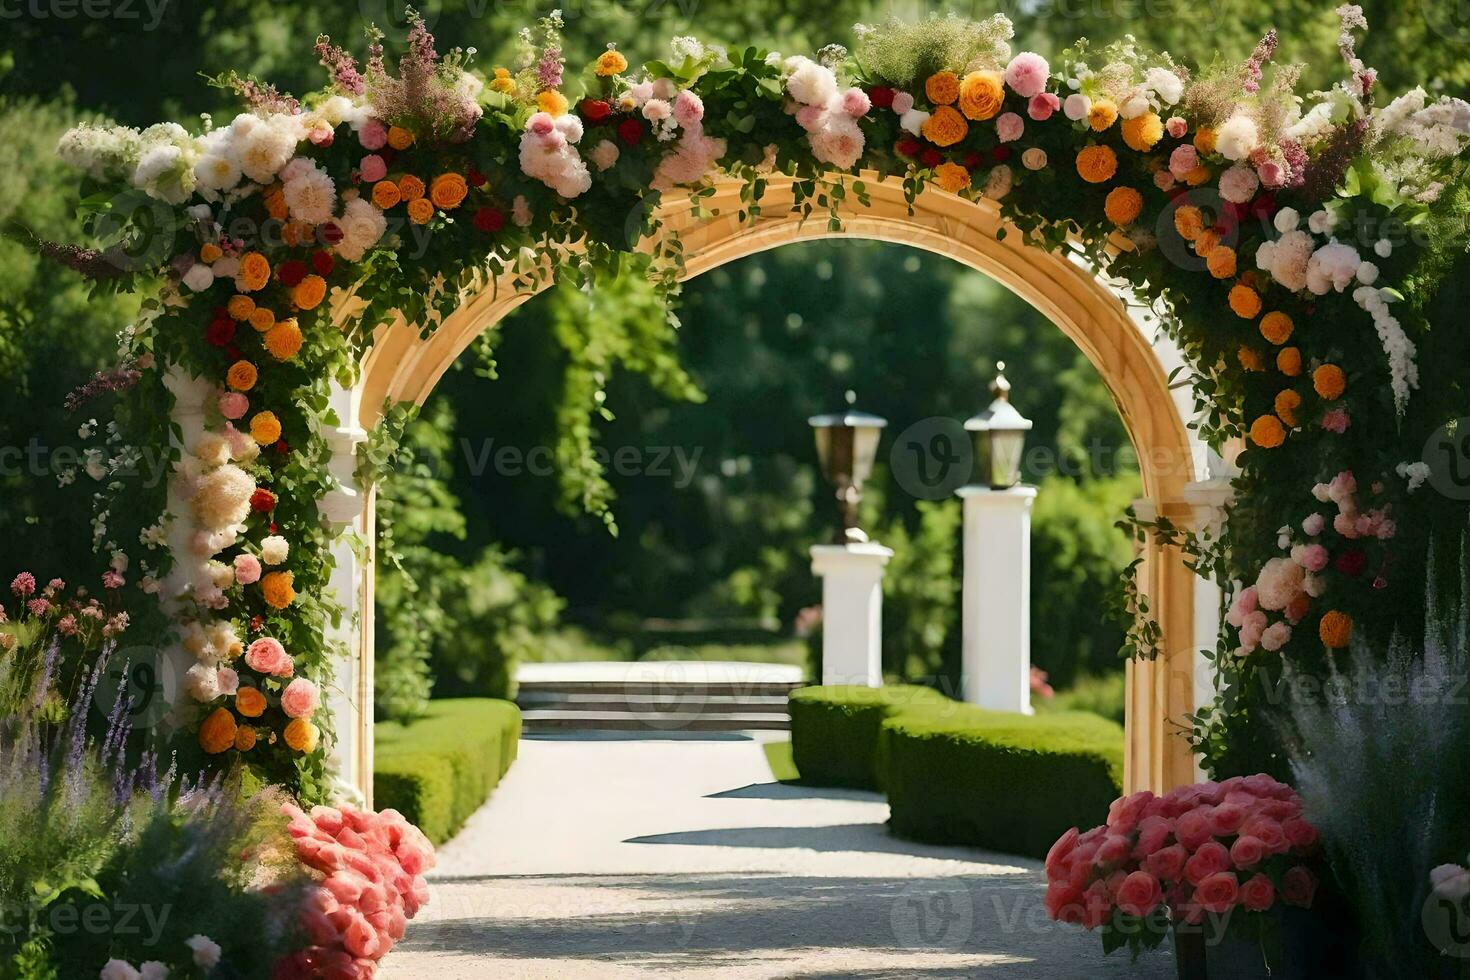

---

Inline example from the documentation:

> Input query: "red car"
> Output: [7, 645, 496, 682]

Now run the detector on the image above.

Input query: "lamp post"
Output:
[808, 391, 891, 688]
[809, 392, 888, 544]
[957, 362, 1037, 713]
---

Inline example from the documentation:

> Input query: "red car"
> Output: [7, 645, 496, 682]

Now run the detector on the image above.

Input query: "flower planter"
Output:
[1173, 905, 1365, 980]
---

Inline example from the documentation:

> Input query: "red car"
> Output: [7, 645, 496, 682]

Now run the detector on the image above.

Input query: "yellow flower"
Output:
[1260, 311, 1294, 345]
[1206, 245, 1237, 279]
[226, 360, 257, 392]
[1075, 145, 1117, 183]
[198, 707, 237, 755]
[387, 126, 415, 150]
[1313, 364, 1345, 400]
[1104, 187, 1143, 226]
[261, 571, 296, 610]
[536, 90, 569, 116]
[407, 197, 435, 225]
[957, 71, 1004, 121]
[1229, 284, 1261, 319]
[1319, 610, 1352, 649]
[265, 320, 304, 361]
[237, 252, 271, 292]
[200, 243, 223, 264]
[227, 294, 256, 321]
[430, 172, 468, 210]
[1249, 414, 1285, 448]
[490, 67, 515, 94]
[250, 411, 282, 446]
[924, 71, 960, 106]
[921, 105, 968, 147]
[1121, 112, 1163, 151]
[932, 162, 971, 193]
[595, 50, 628, 77]
[397, 174, 425, 201]
[1277, 347, 1302, 377]
[248, 306, 276, 333]
[236, 686, 266, 718]
[1194, 127, 1217, 155]
[1274, 388, 1302, 427]
[292, 275, 327, 311]
[1088, 99, 1118, 132]
[283, 717, 319, 753]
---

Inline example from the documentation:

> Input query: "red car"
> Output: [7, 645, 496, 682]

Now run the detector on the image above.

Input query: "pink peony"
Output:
[1260, 621, 1293, 652]
[1133, 815, 1172, 857]
[1175, 808, 1214, 850]
[1258, 159, 1287, 188]
[795, 103, 827, 132]
[1185, 841, 1231, 886]
[282, 677, 322, 718]
[890, 91, 915, 114]
[1195, 872, 1240, 913]
[1168, 144, 1199, 179]
[1302, 513, 1325, 536]
[359, 154, 388, 183]
[1230, 835, 1266, 869]
[1291, 544, 1329, 572]
[218, 392, 249, 420]
[995, 112, 1024, 142]
[1115, 870, 1163, 918]
[1321, 408, 1350, 433]
[839, 87, 871, 118]
[357, 120, 387, 151]
[234, 554, 262, 585]
[1142, 844, 1188, 883]
[245, 636, 294, 677]
[1166, 116, 1188, 138]
[1004, 52, 1050, 98]
[1028, 92, 1060, 121]
[1240, 873, 1276, 911]
[1282, 866, 1317, 907]
[674, 88, 706, 125]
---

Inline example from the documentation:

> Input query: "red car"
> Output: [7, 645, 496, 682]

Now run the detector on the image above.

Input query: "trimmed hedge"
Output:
[882, 704, 1123, 859]
[788, 684, 955, 790]
[374, 698, 522, 844]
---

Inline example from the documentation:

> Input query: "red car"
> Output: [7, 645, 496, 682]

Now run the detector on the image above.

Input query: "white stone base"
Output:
[810, 543, 893, 687]
[957, 485, 1036, 714]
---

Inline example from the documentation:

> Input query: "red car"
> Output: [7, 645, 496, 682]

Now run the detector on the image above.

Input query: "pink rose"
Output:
[839, 87, 871, 118]
[1028, 92, 1060, 121]
[675, 88, 706, 125]
[359, 154, 388, 183]
[245, 636, 294, 677]
[281, 677, 321, 718]
[1154, 170, 1176, 191]
[357, 120, 387, 151]
[1282, 817, 1320, 850]
[1175, 808, 1214, 850]
[995, 112, 1024, 142]
[1142, 843, 1188, 883]
[1208, 803, 1247, 837]
[1108, 791, 1154, 834]
[1260, 622, 1292, 651]
[1185, 841, 1231, 886]
[1303, 511, 1326, 535]
[1115, 871, 1163, 918]
[1133, 815, 1172, 857]
[1093, 834, 1132, 868]
[1044, 881, 1085, 924]
[890, 91, 914, 115]
[1240, 873, 1276, 911]
[1282, 866, 1317, 907]
[1242, 817, 1288, 854]
[528, 112, 556, 136]
[1291, 544, 1328, 572]
[795, 103, 827, 132]
[1169, 144, 1199, 179]
[1432, 864, 1470, 900]
[1230, 835, 1266, 869]
[1046, 828, 1080, 879]
[1004, 52, 1050, 99]
[1166, 116, 1188, 138]
[234, 554, 262, 585]
[1195, 872, 1240, 913]
[1079, 881, 1111, 930]
[218, 392, 248, 420]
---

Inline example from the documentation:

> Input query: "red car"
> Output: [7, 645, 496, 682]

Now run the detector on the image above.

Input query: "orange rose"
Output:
[398, 174, 426, 201]
[1076, 145, 1117, 183]
[238, 252, 271, 292]
[387, 126, 415, 150]
[1238, 346, 1264, 372]
[407, 197, 435, 225]
[236, 686, 267, 718]
[281, 222, 310, 248]
[292, 274, 327, 311]
[1104, 187, 1143, 226]
[536, 90, 569, 116]
[924, 71, 960, 105]
[956, 71, 1004, 120]
[1319, 610, 1352, 649]
[372, 180, 402, 209]
[283, 718, 320, 752]
[430, 172, 469, 210]
[921, 105, 968, 147]
[250, 411, 282, 446]
[227, 294, 256, 321]
[262, 571, 295, 609]
[1260, 311, 1294, 345]
[1206, 245, 1237, 279]
[1121, 112, 1163, 151]
[1277, 347, 1302, 377]
[932, 162, 971, 193]
[1249, 414, 1285, 448]
[1228, 284, 1261, 319]
[200, 243, 223, 264]
[234, 726, 257, 751]
[265, 320, 304, 361]
[1313, 364, 1345, 400]
[198, 707, 237, 755]
[1274, 388, 1302, 426]
[1193, 230, 1221, 257]
[226, 360, 257, 392]
[1088, 99, 1118, 132]
[248, 306, 276, 333]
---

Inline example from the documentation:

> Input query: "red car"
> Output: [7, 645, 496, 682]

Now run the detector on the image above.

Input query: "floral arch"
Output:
[50, 9, 1470, 813]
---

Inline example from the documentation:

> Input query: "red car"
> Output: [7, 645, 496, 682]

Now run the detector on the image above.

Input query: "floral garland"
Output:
[51, 7, 1470, 798]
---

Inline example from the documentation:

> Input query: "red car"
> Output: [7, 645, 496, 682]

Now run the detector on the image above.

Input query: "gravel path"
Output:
[386, 733, 1175, 979]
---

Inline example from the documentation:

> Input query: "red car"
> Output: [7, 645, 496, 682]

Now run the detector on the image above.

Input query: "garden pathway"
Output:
[387, 733, 1175, 979]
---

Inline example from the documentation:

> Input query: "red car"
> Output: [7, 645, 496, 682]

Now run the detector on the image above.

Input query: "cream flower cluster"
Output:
[518, 111, 592, 198]
[783, 56, 868, 171]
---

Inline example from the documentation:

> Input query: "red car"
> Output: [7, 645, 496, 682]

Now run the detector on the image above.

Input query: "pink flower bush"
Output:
[1046, 775, 1320, 949]
[276, 802, 436, 979]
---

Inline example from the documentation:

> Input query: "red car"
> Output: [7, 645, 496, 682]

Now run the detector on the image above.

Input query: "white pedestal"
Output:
[810, 543, 893, 687]
[957, 485, 1037, 713]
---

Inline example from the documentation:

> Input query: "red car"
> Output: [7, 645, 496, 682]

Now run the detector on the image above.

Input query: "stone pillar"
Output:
[810, 543, 893, 687]
[318, 381, 372, 806]
[957, 484, 1037, 713]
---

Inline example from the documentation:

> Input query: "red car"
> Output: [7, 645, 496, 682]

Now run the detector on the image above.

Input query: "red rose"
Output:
[224, 345, 243, 361]
[867, 86, 896, 109]
[250, 488, 277, 513]
[991, 145, 1012, 162]
[962, 151, 983, 169]
[895, 138, 921, 158]
[212, 306, 230, 319]
[580, 99, 613, 123]
[205, 319, 236, 347]
[277, 259, 308, 288]
[618, 118, 644, 145]
[467, 167, 487, 187]
[1239, 873, 1276, 911]
[473, 207, 505, 233]
[1251, 193, 1277, 218]
[1282, 866, 1316, 908]
[1334, 548, 1366, 577]
[1115, 871, 1163, 918]
[1142, 844, 1188, 883]
[1184, 841, 1230, 886]
[311, 251, 335, 277]
[920, 148, 943, 168]
[1195, 871, 1240, 914]
[274, 440, 289, 456]
[319, 221, 344, 246]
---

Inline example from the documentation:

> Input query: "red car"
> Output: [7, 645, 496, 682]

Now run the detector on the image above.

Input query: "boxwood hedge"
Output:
[787, 684, 956, 790]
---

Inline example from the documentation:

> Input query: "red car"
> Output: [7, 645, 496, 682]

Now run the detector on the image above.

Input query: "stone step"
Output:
[517, 692, 792, 712]
[519, 710, 793, 732]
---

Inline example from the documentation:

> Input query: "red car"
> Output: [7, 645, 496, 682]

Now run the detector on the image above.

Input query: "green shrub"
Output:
[374, 698, 522, 844]
[1041, 669, 1128, 725]
[882, 705, 1123, 859]
[788, 685, 955, 790]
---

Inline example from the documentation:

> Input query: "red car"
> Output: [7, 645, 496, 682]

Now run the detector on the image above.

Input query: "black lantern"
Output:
[809, 391, 887, 544]
[965, 363, 1032, 489]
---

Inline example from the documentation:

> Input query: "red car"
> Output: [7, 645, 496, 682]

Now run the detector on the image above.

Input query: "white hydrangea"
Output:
[261, 535, 290, 565]
[184, 662, 220, 702]
[785, 57, 838, 106]
[1305, 241, 1361, 294]
[1215, 113, 1260, 162]
[1397, 461, 1431, 493]
[56, 123, 143, 180]
[181, 262, 215, 293]
[229, 113, 301, 184]
[1273, 207, 1301, 233]
[898, 109, 930, 136]
[334, 197, 387, 263]
[1145, 67, 1183, 106]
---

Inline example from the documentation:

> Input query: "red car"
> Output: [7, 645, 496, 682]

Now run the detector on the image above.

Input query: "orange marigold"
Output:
[283, 718, 319, 752]
[957, 70, 1005, 120]
[1104, 187, 1143, 226]
[595, 49, 629, 76]
[1249, 414, 1285, 448]
[536, 90, 570, 116]
[1194, 127, 1217, 155]
[430, 172, 469, 210]
[1088, 99, 1119, 132]
[1275, 388, 1302, 426]
[261, 570, 295, 610]
[238, 252, 271, 292]
[372, 180, 402, 209]
[236, 686, 266, 718]
[925, 71, 960, 105]
[1185, 165, 1212, 187]
[1076, 144, 1118, 183]
[932, 162, 971, 193]
[227, 294, 256, 321]
[1121, 112, 1163, 151]
[1319, 610, 1352, 649]
[1238, 346, 1264, 371]
[200, 243, 223, 264]
[1277, 347, 1303, 377]
[387, 126, 415, 150]
[248, 306, 276, 333]
[407, 197, 435, 225]
[250, 411, 282, 446]
[1174, 205, 1205, 240]
[198, 707, 237, 755]
[1260, 311, 1294, 345]
[1229, 284, 1262, 319]
[398, 174, 426, 201]
[292, 274, 327, 311]
[1206, 245, 1237, 279]
[281, 222, 310, 248]
[921, 105, 968, 147]
[1313, 364, 1346, 400]
[1193, 230, 1221, 257]
[263, 187, 288, 221]
[265, 320, 304, 361]
[226, 360, 257, 392]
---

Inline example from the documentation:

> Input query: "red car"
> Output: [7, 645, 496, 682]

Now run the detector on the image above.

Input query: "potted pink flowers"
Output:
[1045, 774, 1322, 978]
